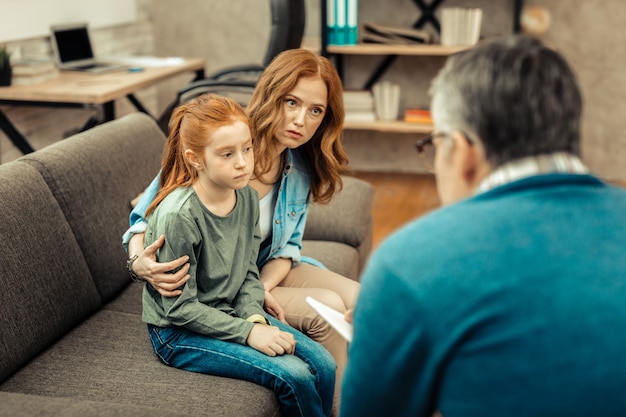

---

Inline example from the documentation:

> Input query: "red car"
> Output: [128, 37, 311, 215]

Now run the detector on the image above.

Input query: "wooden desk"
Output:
[0, 57, 205, 154]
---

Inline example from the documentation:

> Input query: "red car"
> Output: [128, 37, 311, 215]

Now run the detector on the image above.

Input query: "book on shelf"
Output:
[361, 22, 432, 45]
[343, 89, 376, 121]
[343, 89, 374, 110]
[326, 0, 358, 46]
[345, 111, 377, 122]
[404, 107, 433, 125]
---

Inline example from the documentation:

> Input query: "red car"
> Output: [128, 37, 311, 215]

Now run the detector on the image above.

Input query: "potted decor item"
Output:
[0, 45, 12, 86]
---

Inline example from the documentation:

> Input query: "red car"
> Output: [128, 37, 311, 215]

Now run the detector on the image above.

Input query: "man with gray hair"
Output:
[341, 34, 626, 417]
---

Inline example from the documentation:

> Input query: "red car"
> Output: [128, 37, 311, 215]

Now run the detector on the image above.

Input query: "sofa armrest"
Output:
[304, 175, 374, 272]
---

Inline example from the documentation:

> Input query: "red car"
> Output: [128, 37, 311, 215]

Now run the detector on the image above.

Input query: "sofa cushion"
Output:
[0, 309, 281, 417]
[102, 280, 144, 315]
[302, 240, 360, 280]
[0, 162, 101, 383]
[304, 175, 374, 248]
[0, 392, 190, 417]
[20, 113, 165, 303]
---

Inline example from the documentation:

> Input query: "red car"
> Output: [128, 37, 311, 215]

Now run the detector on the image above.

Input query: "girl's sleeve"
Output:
[155, 212, 255, 344]
[122, 173, 160, 251]
[232, 204, 266, 320]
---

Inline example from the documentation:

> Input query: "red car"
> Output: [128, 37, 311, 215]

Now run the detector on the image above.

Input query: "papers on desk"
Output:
[107, 56, 187, 68]
[306, 297, 353, 342]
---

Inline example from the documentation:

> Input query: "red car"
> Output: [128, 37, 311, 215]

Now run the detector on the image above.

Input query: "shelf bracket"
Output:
[360, 0, 524, 90]
[411, 0, 445, 33]
[361, 0, 444, 90]
[322, 0, 525, 90]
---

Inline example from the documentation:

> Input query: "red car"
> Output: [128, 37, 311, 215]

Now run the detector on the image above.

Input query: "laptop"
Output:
[50, 22, 128, 73]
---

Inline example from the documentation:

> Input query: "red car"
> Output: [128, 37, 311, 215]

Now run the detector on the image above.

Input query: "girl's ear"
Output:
[184, 149, 202, 171]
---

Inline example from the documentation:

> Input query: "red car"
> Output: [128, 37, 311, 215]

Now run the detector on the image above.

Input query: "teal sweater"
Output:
[342, 174, 626, 417]
[143, 185, 265, 345]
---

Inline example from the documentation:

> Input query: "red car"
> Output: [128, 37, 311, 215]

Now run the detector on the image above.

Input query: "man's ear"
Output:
[451, 131, 490, 186]
[450, 131, 477, 181]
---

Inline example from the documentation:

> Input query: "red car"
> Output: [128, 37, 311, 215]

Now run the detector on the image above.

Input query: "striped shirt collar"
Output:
[476, 152, 590, 194]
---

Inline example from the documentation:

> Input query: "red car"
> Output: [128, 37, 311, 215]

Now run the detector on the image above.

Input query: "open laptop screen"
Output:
[52, 24, 94, 64]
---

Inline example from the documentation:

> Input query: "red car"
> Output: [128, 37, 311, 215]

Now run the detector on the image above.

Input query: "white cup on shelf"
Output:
[441, 7, 483, 46]
[373, 81, 400, 121]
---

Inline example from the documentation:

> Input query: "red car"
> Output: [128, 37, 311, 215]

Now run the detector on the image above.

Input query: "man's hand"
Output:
[263, 290, 286, 323]
[246, 324, 296, 356]
[133, 234, 190, 296]
[344, 309, 354, 324]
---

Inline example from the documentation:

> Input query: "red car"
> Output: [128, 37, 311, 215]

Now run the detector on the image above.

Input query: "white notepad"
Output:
[306, 296, 353, 342]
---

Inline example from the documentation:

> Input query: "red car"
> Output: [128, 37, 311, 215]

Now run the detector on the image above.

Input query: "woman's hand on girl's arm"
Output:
[246, 324, 296, 356]
[129, 233, 190, 297]
[263, 291, 286, 323]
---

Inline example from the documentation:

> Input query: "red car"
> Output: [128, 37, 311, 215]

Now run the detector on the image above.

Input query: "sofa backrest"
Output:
[0, 162, 101, 383]
[20, 113, 165, 303]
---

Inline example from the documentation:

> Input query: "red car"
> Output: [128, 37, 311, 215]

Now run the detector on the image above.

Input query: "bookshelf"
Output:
[328, 43, 468, 56]
[322, 1, 524, 135]
[343, 119, 432, 134]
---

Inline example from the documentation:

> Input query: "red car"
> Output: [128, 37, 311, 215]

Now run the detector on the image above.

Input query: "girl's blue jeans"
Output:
[147, 316, 336, 417]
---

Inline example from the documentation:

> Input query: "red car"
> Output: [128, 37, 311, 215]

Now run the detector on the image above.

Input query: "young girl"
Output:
[125, 49, 357, 415]
[142, 93, 335, 417]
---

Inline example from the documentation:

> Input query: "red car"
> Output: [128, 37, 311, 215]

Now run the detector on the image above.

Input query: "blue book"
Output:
[346, 0, 358, 45]
[336, 0, 347, 45]
[326, 0, 337, 45]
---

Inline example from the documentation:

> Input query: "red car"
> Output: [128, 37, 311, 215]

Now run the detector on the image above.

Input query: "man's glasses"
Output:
[415, 133, 446, 172]
[415, 131, 474, 172]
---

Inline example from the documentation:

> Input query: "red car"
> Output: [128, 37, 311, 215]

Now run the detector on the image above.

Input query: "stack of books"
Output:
[343, 90, 376, 122]
[440, 7, 483, 46]
[11, 59, 59, 86]
[326, 0, 358, 46]
[404, 108, 433, 125]
[361, 22, 432, 45]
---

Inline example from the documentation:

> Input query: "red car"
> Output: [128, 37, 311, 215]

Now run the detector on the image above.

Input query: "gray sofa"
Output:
[0, 113, 374, 417]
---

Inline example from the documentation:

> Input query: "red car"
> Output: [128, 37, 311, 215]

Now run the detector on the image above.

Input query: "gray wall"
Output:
[149, 0, 626, 180]
[1, 0, 625, 181]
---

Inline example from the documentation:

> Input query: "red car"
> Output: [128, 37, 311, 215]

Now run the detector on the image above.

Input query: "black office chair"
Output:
[157, 0, 306, 134]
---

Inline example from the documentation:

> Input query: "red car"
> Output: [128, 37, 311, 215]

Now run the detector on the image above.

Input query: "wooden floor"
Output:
[354, 174, 626, 251]
[353, 172, 441, 250]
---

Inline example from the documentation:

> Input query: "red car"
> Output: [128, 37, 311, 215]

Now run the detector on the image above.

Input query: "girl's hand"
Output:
[133, 234, 190, 296]
[247, 324, 296, 356]
[263, 290, 286, 323]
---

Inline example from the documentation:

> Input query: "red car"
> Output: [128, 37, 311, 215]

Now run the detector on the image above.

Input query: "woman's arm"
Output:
[124, 173, 190, 296]
[259, 258, 292, 322]
[259, 257, 292, 291]
[129, 232, 190, 297]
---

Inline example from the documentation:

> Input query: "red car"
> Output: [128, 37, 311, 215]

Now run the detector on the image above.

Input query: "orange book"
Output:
[404, 108, 432, 124]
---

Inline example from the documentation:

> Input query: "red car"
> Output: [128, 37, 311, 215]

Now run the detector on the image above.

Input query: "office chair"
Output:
[157, 0, 306, 134]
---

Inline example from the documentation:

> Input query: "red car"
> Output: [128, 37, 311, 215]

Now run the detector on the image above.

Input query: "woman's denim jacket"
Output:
[122, 148, 322, 269]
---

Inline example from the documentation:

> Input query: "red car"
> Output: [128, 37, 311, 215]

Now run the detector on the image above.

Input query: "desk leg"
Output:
[126, 94, 153, 118]
[103, 101, 115, 122]
[0, 107, 35, 154]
